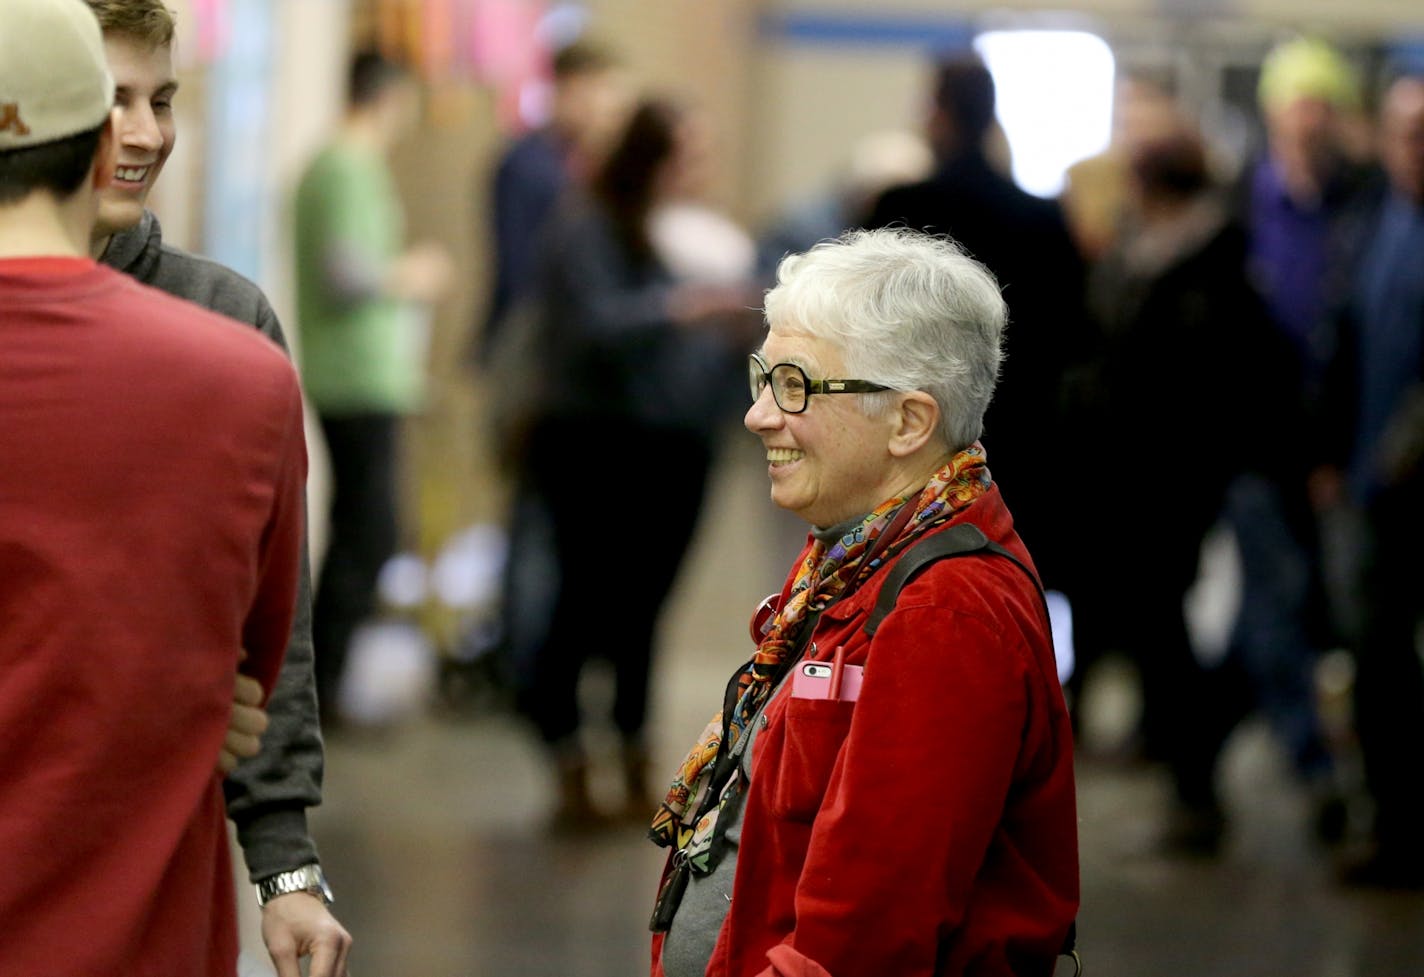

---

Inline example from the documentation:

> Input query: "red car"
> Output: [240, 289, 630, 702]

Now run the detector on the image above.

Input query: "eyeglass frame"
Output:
[747, 351, 893, 414]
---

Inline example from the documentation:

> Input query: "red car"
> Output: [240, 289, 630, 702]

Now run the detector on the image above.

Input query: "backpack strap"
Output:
[863, 522, 1046, 638]
[860, 522, 1078, 969]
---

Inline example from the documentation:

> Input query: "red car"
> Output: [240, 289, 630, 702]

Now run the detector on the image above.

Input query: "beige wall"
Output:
[268, 0, 351, 341]
[581, 0, 762, 214]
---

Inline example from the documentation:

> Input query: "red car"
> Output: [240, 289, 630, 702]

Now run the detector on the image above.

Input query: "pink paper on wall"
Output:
[421, 0, 457, 77]
[468, 0, 551, 130]
[188, 0, 230, 65]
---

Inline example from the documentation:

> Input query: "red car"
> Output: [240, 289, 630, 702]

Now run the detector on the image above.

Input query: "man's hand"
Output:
[218, 672, 269, 775]
[261, 893, 353, 977]
[389, 241, 453, 304]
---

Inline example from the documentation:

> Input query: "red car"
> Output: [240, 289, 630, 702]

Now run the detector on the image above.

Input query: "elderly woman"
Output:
[649, 228, 1079, 976]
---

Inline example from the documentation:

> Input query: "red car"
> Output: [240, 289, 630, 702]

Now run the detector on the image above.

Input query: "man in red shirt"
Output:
[0, 2, 307, 974]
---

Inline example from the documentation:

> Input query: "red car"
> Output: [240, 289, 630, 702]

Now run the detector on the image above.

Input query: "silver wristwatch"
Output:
[254, 863, 334, 908]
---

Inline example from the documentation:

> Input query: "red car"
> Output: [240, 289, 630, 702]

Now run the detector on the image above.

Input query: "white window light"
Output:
[974, 29, 1116, 198]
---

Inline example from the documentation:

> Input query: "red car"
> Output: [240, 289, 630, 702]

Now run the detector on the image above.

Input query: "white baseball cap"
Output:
[0, 0, 115, 151]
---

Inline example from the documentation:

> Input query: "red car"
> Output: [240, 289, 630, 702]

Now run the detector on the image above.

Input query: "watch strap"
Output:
[255, 863, 334, 907]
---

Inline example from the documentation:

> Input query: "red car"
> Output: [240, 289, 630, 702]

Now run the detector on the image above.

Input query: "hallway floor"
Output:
[247, 437, 1424, 976]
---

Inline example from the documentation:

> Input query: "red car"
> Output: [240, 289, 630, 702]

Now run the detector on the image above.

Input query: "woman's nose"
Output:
[744, 384, 783, 433]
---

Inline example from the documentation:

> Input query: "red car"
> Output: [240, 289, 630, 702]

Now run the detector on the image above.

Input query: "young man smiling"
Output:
[83, 3, 351, 975]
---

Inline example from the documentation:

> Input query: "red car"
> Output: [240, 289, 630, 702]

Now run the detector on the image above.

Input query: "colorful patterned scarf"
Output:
[648, 443, 992, 871]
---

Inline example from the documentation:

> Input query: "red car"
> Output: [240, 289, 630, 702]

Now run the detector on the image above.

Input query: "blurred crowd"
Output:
[311, 33, 1424, 893]
[13, 4, 1424, 975]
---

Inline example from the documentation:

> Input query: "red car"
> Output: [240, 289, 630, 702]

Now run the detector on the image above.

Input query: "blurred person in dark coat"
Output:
[866, 52, 1088, 617]
[517, 98, 761, 828]
[456, 40, 630, 706]
[1315, 71, 1424, 889]
[1077, 124, 1315, 853]
[475, 40, 629, 363]
[1061, 66, 1186, 263]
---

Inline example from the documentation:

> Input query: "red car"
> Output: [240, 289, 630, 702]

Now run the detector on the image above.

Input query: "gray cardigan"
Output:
[101, 211, 324, 882]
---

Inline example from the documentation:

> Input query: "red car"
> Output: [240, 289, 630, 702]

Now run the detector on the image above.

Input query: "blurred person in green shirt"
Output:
[294, 48, 451, 724]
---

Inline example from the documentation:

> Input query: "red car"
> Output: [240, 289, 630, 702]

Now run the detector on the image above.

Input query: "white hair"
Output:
[762, 227, 1006, 450]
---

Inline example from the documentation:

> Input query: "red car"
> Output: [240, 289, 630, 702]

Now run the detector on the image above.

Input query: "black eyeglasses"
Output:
[747, 352, 892, 414]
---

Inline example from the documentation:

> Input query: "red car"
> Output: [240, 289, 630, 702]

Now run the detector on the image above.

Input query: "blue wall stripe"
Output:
[760, 11, 976, 51]
[1387, 37, 1424, 72]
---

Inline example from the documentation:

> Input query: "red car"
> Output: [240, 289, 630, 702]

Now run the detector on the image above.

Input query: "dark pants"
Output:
[1354, 480, 1424, 862]
[1223, 473, 1333, 781]
[522, 415, 713, 750]
[1128, 529, 1249, 812]
[312, 412, 401, 718]
[485, 475, 560, 696]
[1072, 485, 1250, 810]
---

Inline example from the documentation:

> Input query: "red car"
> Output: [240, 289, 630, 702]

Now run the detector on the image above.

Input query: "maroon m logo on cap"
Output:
[0, 103, 31, 137]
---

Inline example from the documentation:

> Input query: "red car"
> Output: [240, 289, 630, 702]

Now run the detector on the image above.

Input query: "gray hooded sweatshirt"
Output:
[101, 210, 324, 883]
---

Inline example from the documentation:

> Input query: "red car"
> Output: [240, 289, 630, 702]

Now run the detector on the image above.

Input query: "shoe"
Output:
[1336, 849, 1424, 890]
[1157, 802, 1226, 858]
[1311, 789, 1351, 848]
[549, 756, 609, 834]
[617, 743, 658, 822]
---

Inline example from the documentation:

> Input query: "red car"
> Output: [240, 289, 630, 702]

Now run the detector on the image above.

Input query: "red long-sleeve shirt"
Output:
[0, 257, 306, 976]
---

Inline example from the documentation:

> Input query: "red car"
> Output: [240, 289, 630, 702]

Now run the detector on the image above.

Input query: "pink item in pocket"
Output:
[790, 659, 863, 702]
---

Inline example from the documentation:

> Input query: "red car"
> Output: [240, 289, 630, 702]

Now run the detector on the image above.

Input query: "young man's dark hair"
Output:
[348, 47, 408, 108]
[0, 123, 105, 205]
[84, 0, 175, 46]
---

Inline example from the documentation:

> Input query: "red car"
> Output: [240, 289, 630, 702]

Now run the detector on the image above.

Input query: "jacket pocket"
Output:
[768, 697, 854, 823]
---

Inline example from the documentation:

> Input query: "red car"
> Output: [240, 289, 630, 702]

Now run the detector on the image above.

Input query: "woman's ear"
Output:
[888, 391, 941, 458]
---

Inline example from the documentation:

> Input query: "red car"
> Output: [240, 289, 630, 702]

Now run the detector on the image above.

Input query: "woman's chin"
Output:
[768, 485, 809, 521]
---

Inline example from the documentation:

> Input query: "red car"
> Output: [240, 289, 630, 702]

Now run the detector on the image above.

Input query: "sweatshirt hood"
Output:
[98, 209, 161, 280]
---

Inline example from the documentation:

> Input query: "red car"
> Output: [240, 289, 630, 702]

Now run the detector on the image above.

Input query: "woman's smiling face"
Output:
[744, 331, 901, 528]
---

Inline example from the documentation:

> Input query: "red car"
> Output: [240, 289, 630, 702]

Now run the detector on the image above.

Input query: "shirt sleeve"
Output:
[239, 372, 309, 700]
[223, 511, 325, 880]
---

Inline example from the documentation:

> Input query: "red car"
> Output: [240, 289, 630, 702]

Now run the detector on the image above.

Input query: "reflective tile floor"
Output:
[238, 440, 1424, 977]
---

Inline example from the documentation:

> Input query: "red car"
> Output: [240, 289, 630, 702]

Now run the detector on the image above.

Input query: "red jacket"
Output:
[653, 485, 1078, 976]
